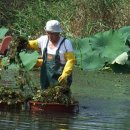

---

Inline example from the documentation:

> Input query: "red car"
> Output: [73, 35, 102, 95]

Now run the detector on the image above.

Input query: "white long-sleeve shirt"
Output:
[37, 35, 74, 64]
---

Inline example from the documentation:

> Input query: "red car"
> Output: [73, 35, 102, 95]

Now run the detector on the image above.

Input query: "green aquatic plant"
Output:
[0, 36, 39, 102]
[1, 36, 39, 70]
[0, 27, 8, 39]
[32, 86, 76, 105]
[72, 27, 129, 70]
[0, 86, 24, 105]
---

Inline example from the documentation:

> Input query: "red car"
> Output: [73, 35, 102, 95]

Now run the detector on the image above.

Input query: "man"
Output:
[28, 20, 76, 89]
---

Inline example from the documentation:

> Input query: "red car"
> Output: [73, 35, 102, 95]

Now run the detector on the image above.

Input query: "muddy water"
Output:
[0, 67, 130, 130]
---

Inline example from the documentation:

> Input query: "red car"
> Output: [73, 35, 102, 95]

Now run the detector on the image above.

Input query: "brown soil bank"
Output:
[71, 67, 130, 101]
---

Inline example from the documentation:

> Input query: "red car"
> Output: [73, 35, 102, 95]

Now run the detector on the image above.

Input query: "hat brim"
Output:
[44, 27, 63, 33]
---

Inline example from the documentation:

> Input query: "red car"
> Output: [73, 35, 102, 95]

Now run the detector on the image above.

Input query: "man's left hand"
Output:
[58, 74, 67, 86]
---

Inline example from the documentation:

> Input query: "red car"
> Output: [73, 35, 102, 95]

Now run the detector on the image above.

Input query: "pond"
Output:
[0, 67, 130, 130]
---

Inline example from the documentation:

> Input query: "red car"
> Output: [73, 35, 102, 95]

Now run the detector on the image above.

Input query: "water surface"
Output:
[0, 68, 130, 130]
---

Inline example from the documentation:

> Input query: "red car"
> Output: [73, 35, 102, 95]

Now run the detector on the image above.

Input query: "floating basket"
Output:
[29, 101, 79, 113]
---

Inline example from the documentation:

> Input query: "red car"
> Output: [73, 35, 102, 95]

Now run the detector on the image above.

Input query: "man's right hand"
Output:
[16, 36, 28, 53]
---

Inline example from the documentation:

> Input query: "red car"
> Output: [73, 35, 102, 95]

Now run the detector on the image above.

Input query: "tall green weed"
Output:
[0, 0, 130, 38]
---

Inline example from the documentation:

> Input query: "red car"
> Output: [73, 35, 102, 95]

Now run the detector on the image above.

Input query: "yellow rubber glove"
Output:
[34, 58, 43, 68]
[58, 52, 76, 86]
[28, 40, 43, 68]
[28, 40, 39, 50]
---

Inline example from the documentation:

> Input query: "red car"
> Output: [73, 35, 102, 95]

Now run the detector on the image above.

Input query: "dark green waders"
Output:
[40, 38, 72, 89]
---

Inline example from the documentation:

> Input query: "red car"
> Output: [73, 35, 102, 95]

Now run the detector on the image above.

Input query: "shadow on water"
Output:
[1, 67, 130, 129]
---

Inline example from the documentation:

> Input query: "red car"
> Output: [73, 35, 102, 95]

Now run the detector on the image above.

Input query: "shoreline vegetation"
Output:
[0, 0, 130, 38]
[1, 1, 130, 71]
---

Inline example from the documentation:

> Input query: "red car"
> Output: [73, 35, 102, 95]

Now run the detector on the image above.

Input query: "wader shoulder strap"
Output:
[57, 38, 66, 53]
[42, 37, 49, 60]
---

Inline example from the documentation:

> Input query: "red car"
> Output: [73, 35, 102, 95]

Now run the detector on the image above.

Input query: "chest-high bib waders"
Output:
[40, 38, 72, 89]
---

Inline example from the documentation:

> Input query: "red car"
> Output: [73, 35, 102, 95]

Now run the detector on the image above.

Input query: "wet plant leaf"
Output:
[0, 27, 9, 39]
[19, 51, 39, 70]
[72, 29, 129, 70]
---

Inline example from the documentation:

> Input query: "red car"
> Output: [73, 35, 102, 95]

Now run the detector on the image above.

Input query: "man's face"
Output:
[46, 32, 60, 43]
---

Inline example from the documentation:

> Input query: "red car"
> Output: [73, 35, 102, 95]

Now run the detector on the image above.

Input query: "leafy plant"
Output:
[0, 27, 8, 39]
[0, 86, 24, 105]
[72, 27, 129, 70]
[19, 51, 39, 71]
[1, 36, 39, 103]
[32, 86, 76, 105]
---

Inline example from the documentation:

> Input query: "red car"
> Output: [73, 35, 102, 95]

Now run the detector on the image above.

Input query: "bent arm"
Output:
[58, 52, 76, 84]
[28, 40, 43, 67]
[62, 52, 76, 76]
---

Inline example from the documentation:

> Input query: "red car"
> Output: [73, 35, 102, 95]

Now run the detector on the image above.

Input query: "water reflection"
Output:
[0, 110, 79, 130]
[0, 98, 130, 130]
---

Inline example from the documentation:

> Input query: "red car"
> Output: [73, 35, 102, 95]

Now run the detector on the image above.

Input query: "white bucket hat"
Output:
[44, 20, 63, 33]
